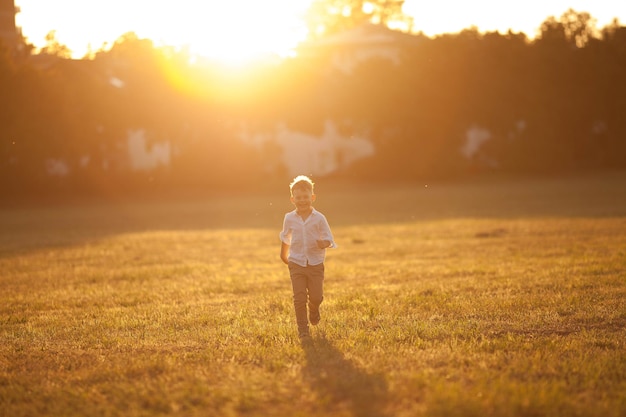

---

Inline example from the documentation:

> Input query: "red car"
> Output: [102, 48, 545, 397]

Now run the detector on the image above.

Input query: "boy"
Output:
[280, 175, 335, 339]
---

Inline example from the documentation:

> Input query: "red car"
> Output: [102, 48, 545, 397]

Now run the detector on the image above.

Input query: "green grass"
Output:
[1, 172, 626, 417]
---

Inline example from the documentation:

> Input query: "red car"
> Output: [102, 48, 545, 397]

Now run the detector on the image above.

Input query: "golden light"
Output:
[16, 0, 626, 63]
[16, 0, 311, 64]
[362, 2, 376, 15]
[173, 1, 310, 65]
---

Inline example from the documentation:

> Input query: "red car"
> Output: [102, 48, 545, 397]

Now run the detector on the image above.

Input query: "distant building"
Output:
[240, 120, 374, 177]
[0, 0, 20, 49]
[298, 23, 420, 74]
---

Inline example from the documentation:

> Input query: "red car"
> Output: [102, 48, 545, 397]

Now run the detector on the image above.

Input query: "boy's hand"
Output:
[316, 240, 330, 249]
[280, 242, 290, 265]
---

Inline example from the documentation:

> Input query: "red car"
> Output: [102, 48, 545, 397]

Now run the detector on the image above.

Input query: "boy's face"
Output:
[291, 187, 316, 214]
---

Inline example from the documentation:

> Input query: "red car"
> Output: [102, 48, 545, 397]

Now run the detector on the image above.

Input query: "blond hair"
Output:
[289, 175, 314, 196]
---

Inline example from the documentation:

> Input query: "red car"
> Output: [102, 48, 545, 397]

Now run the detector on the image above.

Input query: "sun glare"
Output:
[170, 1, 309, 65]
[15, 0, 626, 63]
[16, 0, 311, 64]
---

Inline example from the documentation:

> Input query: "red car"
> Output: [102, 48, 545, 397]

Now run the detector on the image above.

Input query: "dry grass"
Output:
[1, 172, 625, 417]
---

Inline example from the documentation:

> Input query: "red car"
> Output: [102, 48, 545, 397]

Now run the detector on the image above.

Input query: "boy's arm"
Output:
[280, 242, 290, 265]
[316, 216, 336, 249]
[316, 240, 332, 249]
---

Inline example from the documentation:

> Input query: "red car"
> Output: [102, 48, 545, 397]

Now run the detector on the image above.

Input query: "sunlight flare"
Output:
[173, 1, 309, 64]
[17, 0, 310, 63]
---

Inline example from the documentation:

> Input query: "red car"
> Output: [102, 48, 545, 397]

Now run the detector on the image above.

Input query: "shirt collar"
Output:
[291, 207, 318, 217]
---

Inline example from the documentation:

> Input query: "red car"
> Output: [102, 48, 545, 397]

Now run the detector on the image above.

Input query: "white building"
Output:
[241, 120, 374, 177]
[298, 23, 419, 74]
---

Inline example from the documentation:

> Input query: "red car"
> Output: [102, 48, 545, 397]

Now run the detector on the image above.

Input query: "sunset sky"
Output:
[14, 0, 626, 61]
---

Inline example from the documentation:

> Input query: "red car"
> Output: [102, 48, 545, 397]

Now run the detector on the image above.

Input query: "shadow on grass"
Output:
[3, 171, 625, 260]
[301, 333, 389, 417]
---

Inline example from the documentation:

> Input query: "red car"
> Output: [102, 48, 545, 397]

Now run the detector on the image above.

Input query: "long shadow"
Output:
[301, 333, 389, 417]
[0, 197, 287, 260]
[3, 172, 625, 259]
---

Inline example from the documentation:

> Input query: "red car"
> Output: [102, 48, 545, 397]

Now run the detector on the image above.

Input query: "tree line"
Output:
[1, 9, 625, 198]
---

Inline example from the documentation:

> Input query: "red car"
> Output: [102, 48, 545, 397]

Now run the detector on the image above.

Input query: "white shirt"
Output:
[280, 208, 335, 267]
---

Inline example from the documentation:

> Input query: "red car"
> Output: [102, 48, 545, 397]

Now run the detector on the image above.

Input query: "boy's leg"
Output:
[288, 263, 310, 337]
[307, 263, 325, 325]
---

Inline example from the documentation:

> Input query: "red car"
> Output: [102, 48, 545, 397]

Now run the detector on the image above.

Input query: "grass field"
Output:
[1, 172, 625, 417]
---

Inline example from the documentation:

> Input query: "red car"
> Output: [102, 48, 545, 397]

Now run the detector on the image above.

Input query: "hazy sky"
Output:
[14, 0, 626, 60]
[405, 0, 625, 37]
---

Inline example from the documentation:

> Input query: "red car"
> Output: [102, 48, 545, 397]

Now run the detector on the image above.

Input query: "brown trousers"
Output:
[288, 262, 324, 335]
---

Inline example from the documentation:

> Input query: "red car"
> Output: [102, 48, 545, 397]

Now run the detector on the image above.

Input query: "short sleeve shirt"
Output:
[280, 208, 335, 267]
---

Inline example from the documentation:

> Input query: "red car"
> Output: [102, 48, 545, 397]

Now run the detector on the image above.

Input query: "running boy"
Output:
[280, 175, 335, 339]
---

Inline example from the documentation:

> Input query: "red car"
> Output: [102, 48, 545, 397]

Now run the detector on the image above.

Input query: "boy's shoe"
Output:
[309, 309, 321, 326]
